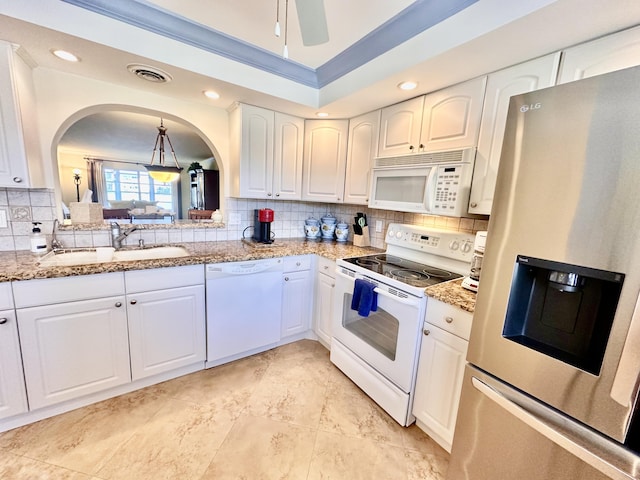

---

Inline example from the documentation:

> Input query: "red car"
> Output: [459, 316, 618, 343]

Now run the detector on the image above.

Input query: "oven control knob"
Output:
[449, 240, 460, 251]
[461, 241, 472, 253]
[396, 231, 403, 239]
[387, 229, 394, 238]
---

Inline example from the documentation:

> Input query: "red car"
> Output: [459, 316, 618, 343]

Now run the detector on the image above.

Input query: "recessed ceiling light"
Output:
[398, 81, 418, 91]
[203, 90, 220, 100]
[316, 112, 329, 118]
[51, 49, 80, 62]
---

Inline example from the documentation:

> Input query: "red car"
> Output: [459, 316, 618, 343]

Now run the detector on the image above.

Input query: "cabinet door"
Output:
[378, 96, 424, 157]
[17, 297, 130, 410]
[273, 112, 304, 200]
[313, 271, 335, 348]
[469, 53, 561, 215]
[344, 110, 380, 205]
[0, 41, 44, 188]
[557, 25, 640, 84]
[0, 310, 28, 419]
[127, 285, 205, 381]
[413, 323, 468, 453]
[239, 104, 274, 198]
[302, 120, 349, 203]
[420, 76, 487, 152]
[282, 270, 313, 338]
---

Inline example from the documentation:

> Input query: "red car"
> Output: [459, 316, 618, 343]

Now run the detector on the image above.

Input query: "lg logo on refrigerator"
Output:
[520, 103, 542, 113]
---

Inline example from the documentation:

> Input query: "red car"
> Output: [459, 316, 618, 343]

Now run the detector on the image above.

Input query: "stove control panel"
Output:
[386, 223, 475, 262]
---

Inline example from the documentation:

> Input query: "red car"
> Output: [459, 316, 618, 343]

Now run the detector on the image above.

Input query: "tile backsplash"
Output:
[0, 188, 489, 252]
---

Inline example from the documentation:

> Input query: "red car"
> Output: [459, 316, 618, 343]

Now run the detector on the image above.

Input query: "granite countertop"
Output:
[0, 239, 382, 282]
[425, 278, 477, 313]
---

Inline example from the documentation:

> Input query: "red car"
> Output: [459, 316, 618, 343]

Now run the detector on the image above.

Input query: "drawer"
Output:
[283, 255, 312, 272]
[426, 298, 473, 340]
[316, 256, 335, 277]
[125, 264, 204, 293]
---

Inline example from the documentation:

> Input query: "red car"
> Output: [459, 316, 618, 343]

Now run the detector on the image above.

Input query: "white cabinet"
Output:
[419, 76, 487, 152]
[557, 25, 640, 84]
[378, 96, 425, 157]
[0, 279, 28, 419]
[0, 41, 45, 188]
[230, 103, 304, 200]
[17, 295, 130, 410]
[302, 119, 349, 203]
[377, 77, 486, 158]
[468, 53, 561, 215]
[281, 256, 313, 338]
[313, 256, 336, 348]
[413, 298, 473, 453]
[344, 110, 380, 205]
[125, 265, 206, 381]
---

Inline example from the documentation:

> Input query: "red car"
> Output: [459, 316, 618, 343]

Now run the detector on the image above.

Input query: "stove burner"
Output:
[390, 269, 431, 282]
[375, 255, 405, 265]
[422, 267, 455, 279]
[356, 258, 381, 267]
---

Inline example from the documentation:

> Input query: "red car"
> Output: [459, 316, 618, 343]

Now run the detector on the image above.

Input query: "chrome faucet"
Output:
[51, 218, 63, 250]
[110, 222, 140, 249]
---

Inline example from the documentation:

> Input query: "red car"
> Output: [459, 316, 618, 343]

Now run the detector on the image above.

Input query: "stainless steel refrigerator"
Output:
[448, 65, 640, 479]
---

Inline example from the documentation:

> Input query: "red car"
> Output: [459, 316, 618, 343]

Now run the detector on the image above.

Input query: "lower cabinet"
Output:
[313, 257, 336, 347]
[0, 309, 28, 419]
[282, 256, 313, 338]
[126, 285, 206, 381]
[413, 298, 472, 453]
[17, 296, 130, 410]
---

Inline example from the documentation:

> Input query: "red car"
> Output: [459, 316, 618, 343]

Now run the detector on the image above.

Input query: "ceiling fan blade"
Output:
[295, 0, 329, 46]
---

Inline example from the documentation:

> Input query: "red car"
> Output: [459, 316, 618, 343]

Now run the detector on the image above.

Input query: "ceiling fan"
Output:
[276, 0, 329, 56]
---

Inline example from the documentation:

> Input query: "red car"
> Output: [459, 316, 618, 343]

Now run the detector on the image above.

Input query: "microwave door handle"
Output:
[472, 377, 639, 480]
[610, 293, 640, 407]
[424, 167, 439, 213]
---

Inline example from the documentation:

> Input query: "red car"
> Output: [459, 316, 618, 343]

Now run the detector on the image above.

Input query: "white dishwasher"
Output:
[206, 258, 283, 367]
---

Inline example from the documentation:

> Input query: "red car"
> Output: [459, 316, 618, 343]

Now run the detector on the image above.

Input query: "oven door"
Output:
[332, 268, 424, 392]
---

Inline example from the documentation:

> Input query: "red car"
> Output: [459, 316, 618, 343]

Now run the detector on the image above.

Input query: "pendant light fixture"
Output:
[145, 119, 183, 183]
[275, 0, 289, 59]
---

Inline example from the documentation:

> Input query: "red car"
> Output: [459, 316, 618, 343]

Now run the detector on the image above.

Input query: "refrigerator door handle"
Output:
[472, 376, 640, 480]
[610, 293, 640, 407]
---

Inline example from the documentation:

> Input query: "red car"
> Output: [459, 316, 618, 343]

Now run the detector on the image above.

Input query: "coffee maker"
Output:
[253, 208, 274, 244]
[462, 231, 487, 292]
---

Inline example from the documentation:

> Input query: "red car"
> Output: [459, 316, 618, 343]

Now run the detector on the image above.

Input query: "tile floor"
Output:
[0, 340, 449, 479]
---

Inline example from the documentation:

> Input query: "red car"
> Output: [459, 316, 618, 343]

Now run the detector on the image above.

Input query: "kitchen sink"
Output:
[38, 246, 190, 266]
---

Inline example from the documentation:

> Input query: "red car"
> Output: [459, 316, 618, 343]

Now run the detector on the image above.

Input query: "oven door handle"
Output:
[373, 287, 421, 307]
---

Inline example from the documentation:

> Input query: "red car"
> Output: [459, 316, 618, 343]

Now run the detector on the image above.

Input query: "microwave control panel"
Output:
[433, 165, 464, 212]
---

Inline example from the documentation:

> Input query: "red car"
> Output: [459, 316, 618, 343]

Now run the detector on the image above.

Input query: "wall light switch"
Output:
[228, 213, 241, 226]
[375, 220, 383, 233]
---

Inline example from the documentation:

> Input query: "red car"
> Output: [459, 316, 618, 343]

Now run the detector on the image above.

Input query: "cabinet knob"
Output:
[275, 193, 280, 197]
[12, 177, 22, 183]
[296, 262, 301, 266]
[409, 145, 414, 151]
[423, 329, 430, 336]
[267, 192, 272, 197]
[445, 316, 454, 324]
[331, 283, 335, 287]
[419, 144, 424, 150]
[0, 317, 7, 325]
[130, 300, 137, 305]
[324, 265, 329, 270]
[115, 302, 122, 308]
[284, 276, 289, 281]
[470, 202, 478, 208]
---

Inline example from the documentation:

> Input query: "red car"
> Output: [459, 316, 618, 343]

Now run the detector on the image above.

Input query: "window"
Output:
[104, 166, 177, 212]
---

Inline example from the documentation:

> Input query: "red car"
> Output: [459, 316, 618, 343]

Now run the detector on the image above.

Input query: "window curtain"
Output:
[85, 157, 106, 206]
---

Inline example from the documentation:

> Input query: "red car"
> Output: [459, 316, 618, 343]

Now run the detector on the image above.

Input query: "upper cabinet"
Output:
[344, 110, 380, 205]
[229, 103, 304, 200]
[557, 25, 640, 84]
[419, 76, 487, 152]
[468, 53, 561, 215]
[377, 77, 486, 158]
[302, 119, 349, 203]
[0, 41, 45, 188]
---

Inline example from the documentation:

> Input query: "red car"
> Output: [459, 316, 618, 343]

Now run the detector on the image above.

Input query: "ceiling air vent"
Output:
[126, 64, 173, 83]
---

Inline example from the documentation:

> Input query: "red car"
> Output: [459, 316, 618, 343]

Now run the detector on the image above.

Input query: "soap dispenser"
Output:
[30, 222, 47, 254]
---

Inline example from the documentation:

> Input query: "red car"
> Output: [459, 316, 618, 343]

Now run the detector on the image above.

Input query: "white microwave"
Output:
[368, 147, 476, 217]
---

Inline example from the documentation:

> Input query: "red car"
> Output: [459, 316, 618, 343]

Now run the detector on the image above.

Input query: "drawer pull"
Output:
[130, 300, 137, 305]
[423, 329, 430, 336]
[445, 316, 454, 324]
[115, 302, 122, 308]
[0, 317, 8, 325]
[284, 277, 289, 282]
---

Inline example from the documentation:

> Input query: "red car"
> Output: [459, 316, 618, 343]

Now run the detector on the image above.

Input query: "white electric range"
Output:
[330, 223, 475, 426]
